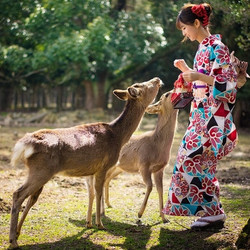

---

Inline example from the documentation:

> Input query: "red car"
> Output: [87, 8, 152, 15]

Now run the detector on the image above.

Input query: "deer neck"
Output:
[110, 99, 145, 146]
[153, 111, 178, 143]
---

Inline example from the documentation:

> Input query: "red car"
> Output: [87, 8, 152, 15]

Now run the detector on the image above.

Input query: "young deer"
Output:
[103, 91, 178, 222]
[9, 77, 162, 248]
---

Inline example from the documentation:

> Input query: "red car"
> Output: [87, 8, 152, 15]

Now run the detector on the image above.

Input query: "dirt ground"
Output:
[1, 122, 249, 213]
[0, 114, 250, 249]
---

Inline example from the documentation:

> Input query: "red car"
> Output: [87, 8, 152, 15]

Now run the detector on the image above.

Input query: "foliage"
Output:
[209, 0, 250, 52]
[0, 0, 167, 109]
[0, 0, 249, 112]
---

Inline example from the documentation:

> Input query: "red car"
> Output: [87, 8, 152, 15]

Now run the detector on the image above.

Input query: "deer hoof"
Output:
[97, 224, 105, 230]
[138, 211, 143, 218]
[136, 219, 142, 225]
[86, 221, 93, 228]
[161, 213, 170, 223]
[162, 218, 170, 223]
[9, 241, 19, 249]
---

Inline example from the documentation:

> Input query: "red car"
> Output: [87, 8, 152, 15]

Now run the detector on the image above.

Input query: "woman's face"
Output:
[179, 21, 198, 42]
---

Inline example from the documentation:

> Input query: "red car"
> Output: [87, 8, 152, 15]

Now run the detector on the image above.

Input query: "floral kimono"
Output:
[163, 34, 238, 217]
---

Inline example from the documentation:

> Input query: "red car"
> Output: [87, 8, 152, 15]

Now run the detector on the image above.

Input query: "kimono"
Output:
[163, 34, 238, 217]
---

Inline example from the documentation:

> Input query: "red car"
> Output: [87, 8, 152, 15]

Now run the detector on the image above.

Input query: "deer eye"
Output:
[133, 84, 141, 88]
[165, 92, 170, 98]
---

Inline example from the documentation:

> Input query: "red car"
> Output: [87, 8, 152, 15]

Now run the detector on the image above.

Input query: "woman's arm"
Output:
[182, 71, 214, 85]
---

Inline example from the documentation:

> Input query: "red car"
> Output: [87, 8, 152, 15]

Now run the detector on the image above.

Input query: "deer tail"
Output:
[11, 141, 34, 167]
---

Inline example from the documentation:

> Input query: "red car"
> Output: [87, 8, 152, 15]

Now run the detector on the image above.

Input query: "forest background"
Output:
[0, 0, 249, 127]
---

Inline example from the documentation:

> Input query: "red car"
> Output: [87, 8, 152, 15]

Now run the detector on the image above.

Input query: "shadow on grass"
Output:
[18, 227, 105, 250]
[16, 215, 226, 250]
[70, 216, 154, 249]
[150, 227, 227, 250]
[16, 216, 152, 249]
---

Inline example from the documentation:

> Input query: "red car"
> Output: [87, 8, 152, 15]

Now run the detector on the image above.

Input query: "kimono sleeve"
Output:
[210, 44, 237, 103]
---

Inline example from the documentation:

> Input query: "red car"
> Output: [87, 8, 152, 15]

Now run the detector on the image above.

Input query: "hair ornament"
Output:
[191, 4, 209, 26]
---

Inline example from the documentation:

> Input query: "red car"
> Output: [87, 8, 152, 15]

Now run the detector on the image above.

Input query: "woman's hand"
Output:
[193, 80, 207, 99]
[182, 71, 208, 100]
[174, 59, 191, 72]
[182, 70, 200, 82]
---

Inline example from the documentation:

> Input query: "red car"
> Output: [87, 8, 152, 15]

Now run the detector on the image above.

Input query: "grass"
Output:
[0, 115, 249, 249]
[0, 170, 249, 249]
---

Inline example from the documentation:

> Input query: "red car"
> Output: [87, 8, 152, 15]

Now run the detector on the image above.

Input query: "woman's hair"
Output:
[176, 3, 212, 30]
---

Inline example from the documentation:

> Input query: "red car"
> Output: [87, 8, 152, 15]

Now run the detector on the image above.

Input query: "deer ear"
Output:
[146, 100, 161, 114]
[113, 89, 128, 101]
[128, 87, 140, 98]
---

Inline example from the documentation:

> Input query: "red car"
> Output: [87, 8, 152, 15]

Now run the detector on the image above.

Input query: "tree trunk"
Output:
[56, 85, 63, 112]
[74, 84, 85, 109]
[83, 80, 95, 110]
[63, 88, 68, 109]
[0, 84, 13, 111]
[42, 88, 47, 108]
[97, 71, 108, 109]
[36, 86, 41, 109]
[21, 90, 25, 109]
[14, 89, 18, 111]
[71, 91, 76, 110]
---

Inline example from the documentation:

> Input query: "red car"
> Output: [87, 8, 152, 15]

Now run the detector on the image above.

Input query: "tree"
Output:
[0, 0, 249, 128]
[0, 0, 167, 110]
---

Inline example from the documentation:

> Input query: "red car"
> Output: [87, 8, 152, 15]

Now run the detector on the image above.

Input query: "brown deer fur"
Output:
[9, 77, 161, 248]
[102, 91, 178, 222]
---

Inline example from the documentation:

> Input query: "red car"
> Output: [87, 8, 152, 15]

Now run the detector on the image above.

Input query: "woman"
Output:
[162, 3, 238, 229]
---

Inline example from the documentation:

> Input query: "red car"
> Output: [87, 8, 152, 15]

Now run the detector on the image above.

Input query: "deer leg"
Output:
[101, 188, 105, 216]
[85, 176, 94, 228]
[16, 187, 43, 238]
[94, 171, 106, 229]
[85, 175, 105, 227]
[9, 180, 45, 248]
[153, 169, 168, 223]
[138, 168, 152, 219]
[104, 167, 123, 208]
[9, 184, 30, 248]
[10, 166, 52, 248]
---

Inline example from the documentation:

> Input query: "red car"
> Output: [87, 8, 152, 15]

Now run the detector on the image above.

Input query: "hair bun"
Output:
[191, 5, 205, 17]
[203, 3, 212, 16]
[191, 3, 211, 27]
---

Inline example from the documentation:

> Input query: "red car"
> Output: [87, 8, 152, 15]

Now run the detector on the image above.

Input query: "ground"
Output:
[0, 110, 249, 249]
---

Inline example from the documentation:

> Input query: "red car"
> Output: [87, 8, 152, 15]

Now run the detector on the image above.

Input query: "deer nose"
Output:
[152, 77, 164, 87]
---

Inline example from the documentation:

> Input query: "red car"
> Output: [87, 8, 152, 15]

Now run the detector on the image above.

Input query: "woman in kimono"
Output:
[162, 3, 238, 229]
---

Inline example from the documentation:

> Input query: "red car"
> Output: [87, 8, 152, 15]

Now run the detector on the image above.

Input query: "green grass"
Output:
[0, 175, 249, 250]
[0, 123, 249, 249]
[221, 184, 250, 216]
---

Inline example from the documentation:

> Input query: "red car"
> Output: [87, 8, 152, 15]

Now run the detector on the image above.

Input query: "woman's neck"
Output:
[197, 27, 211, 43]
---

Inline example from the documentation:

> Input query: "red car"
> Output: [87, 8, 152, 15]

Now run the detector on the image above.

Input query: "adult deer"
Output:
[102, 91, 178, 222]
[9, 77, 162, 248]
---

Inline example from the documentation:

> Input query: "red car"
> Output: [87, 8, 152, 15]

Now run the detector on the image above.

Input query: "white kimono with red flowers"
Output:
[163, 34, 238, 217]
